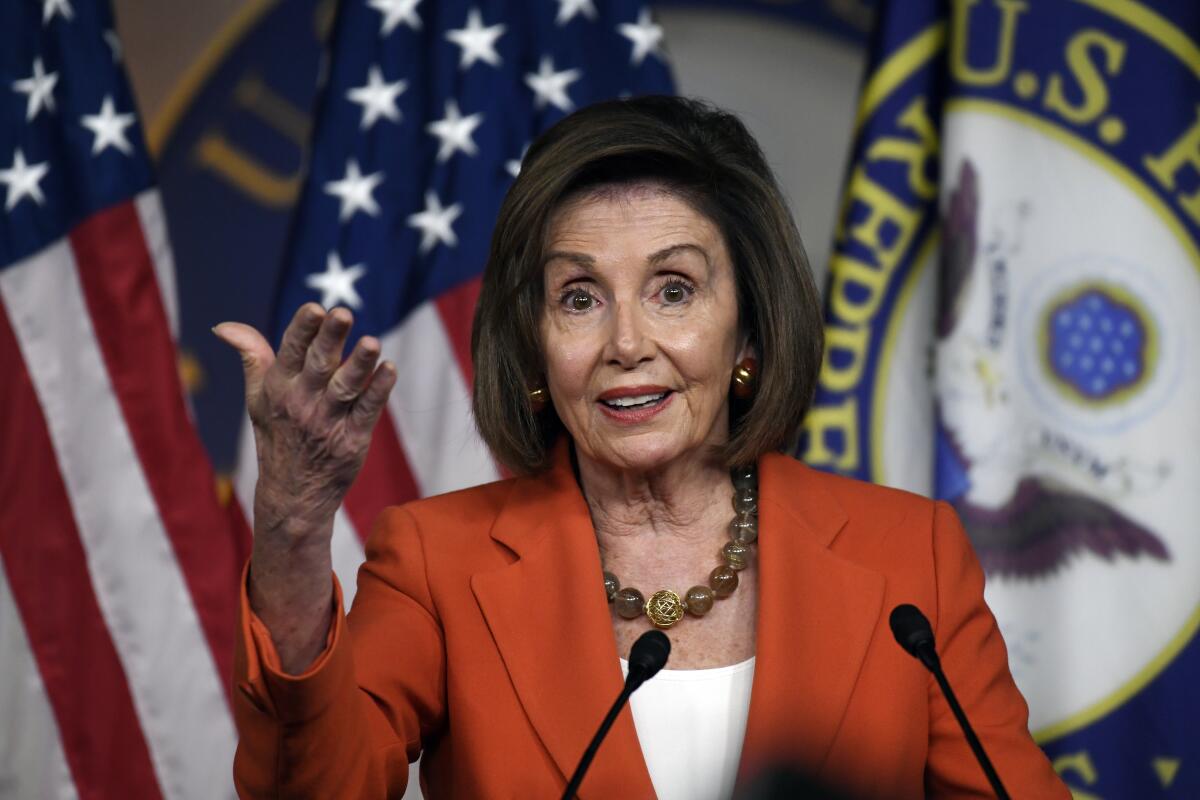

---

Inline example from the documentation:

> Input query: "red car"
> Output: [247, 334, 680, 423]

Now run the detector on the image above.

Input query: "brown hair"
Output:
[471, 96, 823, 473]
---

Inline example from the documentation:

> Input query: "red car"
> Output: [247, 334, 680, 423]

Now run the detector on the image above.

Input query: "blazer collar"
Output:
[471, 442, 653, 798]
[471, 445, 885, 796]
[740, 453, 886, 781]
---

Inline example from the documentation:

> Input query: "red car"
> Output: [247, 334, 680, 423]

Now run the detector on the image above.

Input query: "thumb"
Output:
[212, 322, 275, 404]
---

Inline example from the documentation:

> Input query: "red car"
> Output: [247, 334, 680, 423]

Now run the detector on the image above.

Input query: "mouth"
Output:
[601, 391, 669, 409]
[596, 386, 674, 423]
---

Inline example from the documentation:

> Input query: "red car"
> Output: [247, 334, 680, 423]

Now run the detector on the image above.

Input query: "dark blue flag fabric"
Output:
[801, 1, 1200, 795]
[233, 0, 673, 607]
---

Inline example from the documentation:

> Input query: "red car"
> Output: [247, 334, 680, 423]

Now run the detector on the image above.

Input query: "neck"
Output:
[576, 448, 733, 543]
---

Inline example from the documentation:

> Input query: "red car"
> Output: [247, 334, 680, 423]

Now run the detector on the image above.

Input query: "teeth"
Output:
[604, 392, 666, 408]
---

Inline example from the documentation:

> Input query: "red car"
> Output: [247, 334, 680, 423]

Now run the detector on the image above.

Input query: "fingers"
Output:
[275, 303, 327, 377]
[212, 322, 275, 404]
[325, 336, 381, 405]
[349, 361, 397, 434]
[299, 308, 354, 391]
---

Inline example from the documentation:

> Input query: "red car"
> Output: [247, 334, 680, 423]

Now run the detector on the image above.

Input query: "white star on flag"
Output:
[81, 96, 136, 155]
[555, 0, 597, 26]
[42, 0, 73, 24]
[346, 65, 406, 130]
[618, 9, 664, 66]
[306, 251, 367, 309]
[324, 159, 384, 221]
[408, 190, 463, 254]
[525, 56, 582, 113]
[104, 30, 122, 62]
[506, 143, 529, 179]
[368, 0, 422, 35]
[12, 57, 58, 121]
[0, 149, 50, 211]
[425, 100, 485, 163]
[445, 8, 506, 70]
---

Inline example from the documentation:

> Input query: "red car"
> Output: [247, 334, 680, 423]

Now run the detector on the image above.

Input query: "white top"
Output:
[620, 657, 756, 800]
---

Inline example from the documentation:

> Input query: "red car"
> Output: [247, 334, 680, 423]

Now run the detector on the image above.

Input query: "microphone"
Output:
[889, 604, 1011, 800]
[625, 627, 671, 690]
[560, 630, 670, 800]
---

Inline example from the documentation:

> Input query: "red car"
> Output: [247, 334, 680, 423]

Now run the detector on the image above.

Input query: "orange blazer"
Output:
[232, 448, 1069, 799]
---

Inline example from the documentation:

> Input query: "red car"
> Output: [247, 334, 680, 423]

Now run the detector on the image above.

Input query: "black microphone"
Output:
[560, 630, 670, 800]
[625, 628, 671, 690]
[889, 604, 1011, 800]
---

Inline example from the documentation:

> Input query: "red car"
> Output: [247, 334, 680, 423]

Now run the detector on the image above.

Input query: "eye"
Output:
[657, 278, 695, 305]
[561, 287, 597, 312]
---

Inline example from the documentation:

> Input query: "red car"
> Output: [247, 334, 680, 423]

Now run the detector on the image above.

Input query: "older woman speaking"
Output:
[217, 97, 1067, 799]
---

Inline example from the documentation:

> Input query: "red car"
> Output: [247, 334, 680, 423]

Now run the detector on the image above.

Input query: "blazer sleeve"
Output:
[924, 501, 1070, 799]
[232, 506, 446, 798]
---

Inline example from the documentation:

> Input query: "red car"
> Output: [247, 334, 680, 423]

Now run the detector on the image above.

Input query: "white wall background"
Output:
[657, 8, 865, 286]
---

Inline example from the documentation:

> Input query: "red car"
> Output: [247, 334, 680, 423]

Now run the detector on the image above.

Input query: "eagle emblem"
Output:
[933, 159, 1170, 579]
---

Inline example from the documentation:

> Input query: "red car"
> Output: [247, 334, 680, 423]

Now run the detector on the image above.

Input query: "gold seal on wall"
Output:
[644, 589, 685, 628]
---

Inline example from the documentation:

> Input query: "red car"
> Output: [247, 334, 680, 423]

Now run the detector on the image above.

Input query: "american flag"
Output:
[235, 0, 675, 607]
[0, 0, 250, 798]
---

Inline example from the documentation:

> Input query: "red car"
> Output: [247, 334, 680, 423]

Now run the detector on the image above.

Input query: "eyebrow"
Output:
[648, 242, 709, 266]
[542, 242, 710, 270]
[543, 251, 595, 269]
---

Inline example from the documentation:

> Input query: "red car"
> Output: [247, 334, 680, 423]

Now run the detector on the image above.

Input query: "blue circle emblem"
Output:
[1043, 285, 1154, 404]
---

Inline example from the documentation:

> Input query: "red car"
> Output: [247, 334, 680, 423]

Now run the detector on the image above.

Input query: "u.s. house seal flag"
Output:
[801, 0, 1199, 794]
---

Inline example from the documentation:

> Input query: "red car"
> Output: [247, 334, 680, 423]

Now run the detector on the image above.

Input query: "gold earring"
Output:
[731, 358, 757, 399]
[528, 385, 548, 412]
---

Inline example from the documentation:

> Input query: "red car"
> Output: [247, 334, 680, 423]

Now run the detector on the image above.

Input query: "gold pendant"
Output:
[644, 589, 685, 628]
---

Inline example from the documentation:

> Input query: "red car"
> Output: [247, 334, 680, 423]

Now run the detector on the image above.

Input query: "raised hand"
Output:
[214, 303, 397, 672]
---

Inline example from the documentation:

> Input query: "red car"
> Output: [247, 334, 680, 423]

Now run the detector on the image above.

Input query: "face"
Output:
[539, 183, 748, 474]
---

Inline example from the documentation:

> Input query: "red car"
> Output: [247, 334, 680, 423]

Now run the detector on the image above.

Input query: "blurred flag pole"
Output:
[0, 1, 250, 797]
[802, 0, 1200, 794]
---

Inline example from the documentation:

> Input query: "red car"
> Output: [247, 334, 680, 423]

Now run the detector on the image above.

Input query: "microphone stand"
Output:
[560, 679, 638, 800]
[891, 604, 1011, 800]
[561, 630, 670, 800]
[924, 652, 1011, 800]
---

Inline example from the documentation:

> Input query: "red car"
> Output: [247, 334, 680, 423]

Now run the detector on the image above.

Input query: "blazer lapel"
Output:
[740, 454, 886, 780]
[470, 447, 656, 798]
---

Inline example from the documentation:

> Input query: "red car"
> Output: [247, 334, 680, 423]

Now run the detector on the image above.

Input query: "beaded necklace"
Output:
[602, 467, 758, 629]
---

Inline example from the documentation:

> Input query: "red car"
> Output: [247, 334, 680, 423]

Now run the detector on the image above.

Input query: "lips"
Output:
[596, 385, 674, 422]
[601, 391, 667, 409]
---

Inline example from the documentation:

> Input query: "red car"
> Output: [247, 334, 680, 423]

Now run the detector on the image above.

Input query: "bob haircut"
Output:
[471, 95, 824, 474]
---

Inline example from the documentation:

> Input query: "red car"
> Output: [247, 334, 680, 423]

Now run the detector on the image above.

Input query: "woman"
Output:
[217, 97, 1068, 798]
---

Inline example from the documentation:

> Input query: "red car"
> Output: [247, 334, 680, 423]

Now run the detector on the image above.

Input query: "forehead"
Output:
[544, 181, 724, 253]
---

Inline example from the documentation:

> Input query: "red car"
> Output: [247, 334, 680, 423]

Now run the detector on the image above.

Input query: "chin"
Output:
[590, 433, 704, 474]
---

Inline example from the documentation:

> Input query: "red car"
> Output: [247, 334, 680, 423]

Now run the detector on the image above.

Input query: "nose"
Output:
[604, 298, 655, 369]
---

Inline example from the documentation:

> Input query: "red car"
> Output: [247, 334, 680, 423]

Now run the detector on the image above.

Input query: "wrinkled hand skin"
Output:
[214, 303, 397, 673]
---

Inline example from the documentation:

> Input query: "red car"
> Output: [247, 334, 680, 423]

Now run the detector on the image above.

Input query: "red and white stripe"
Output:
[0, 191, 249, 799]
[0, 551, 77, 800]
